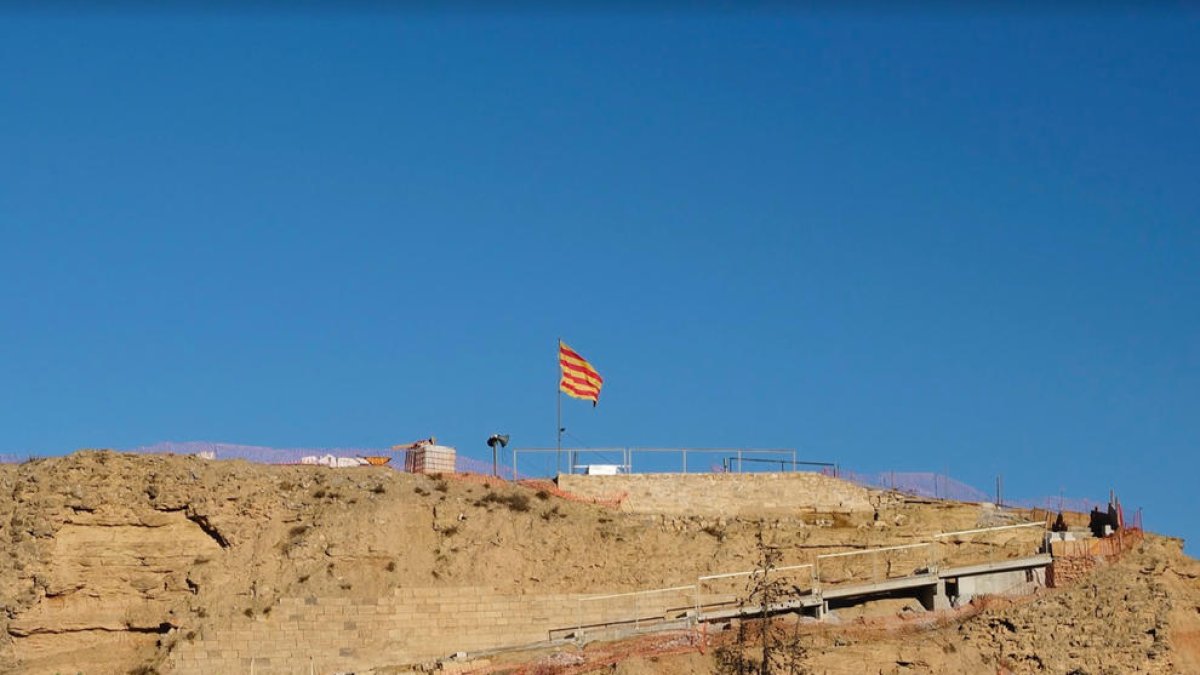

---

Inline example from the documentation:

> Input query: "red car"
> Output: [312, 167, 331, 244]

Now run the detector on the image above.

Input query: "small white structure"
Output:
[300, 454, 368, 468]
[583, 464, 622, 475]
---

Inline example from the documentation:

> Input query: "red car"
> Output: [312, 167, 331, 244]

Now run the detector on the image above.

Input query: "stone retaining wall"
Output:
[1046, 556, 1098, 588]
[557, 472, 874, 516]
[168, 585, 694, 674]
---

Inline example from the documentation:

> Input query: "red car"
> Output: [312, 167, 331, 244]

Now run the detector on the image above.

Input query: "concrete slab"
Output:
[822, 573, 939, 600]
[939, 553, 1052, 580]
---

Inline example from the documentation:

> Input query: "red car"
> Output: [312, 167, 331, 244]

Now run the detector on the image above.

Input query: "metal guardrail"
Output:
[509, 447, 835, 478]
[695, 563, 817, 617]
[932, 522, 1046, 567]
[815, 543, 936, 587]
[815, 542, 931, 559]
[577, 585, 698, 635]
[933, 522, 1044, 538]
[697, 563, 815, 582]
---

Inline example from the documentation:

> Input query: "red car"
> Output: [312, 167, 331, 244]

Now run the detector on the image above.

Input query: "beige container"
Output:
[405, 445, 457, 474]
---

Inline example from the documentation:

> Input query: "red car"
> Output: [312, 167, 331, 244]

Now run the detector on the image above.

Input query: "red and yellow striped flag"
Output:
[559, 340, 603, 406]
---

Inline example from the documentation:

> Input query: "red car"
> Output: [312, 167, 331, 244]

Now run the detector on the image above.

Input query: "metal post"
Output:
[556, 361, 563, 476]
[512, 447, 518, 481]
[682, 448, 687, 474]
[791, 449, 797, 471]
[737, 450, 743, 473]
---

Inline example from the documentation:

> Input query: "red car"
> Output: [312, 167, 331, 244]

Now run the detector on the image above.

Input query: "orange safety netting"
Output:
[516, 478, 627, 509]
[465, 629, 707, 675]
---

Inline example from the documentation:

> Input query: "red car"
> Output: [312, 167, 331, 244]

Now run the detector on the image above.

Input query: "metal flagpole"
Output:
[556, 338, 562, 475]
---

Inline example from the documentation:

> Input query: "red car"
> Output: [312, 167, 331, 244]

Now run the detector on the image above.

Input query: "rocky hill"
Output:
[1, 451, 1196, 674]
[566, 533, 1198, 675]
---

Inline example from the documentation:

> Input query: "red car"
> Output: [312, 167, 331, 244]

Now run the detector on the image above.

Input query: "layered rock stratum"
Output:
[1, 451, 1196, 674]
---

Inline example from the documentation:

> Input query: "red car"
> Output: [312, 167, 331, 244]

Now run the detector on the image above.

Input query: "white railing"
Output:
[577, 584, 697, 635]
[509, 447, 835, 478]
[695, 563, 816, 616]
[815, 543, 935, 586]
[932, 521, 1045, 565]
[933, 522, 1045, 538]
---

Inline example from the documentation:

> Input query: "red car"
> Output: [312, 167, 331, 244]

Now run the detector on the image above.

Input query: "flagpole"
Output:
[556, 338, 562, 475]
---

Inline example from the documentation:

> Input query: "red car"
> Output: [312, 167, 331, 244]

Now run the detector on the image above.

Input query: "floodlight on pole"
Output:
[486, 434, 509, 478]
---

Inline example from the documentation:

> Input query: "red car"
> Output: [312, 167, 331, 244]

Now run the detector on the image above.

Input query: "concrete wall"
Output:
[954, 569, 1030, 602]
[557, 472, 874, 516]
[168, 585, 695, 675]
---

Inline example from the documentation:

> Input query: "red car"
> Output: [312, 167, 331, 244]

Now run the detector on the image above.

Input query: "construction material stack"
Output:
[394, 437, 457, 474]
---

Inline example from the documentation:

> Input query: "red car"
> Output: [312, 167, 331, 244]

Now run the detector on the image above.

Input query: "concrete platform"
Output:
[563, 553, 1056, 643]
[939, 553, 1052, 580]
[694, 553, 1053, 625]
[822, 572, 939, 600]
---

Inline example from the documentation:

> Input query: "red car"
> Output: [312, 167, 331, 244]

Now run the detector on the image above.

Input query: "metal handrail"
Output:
[510, 447, 839, 478]
[698, 563, 814, 582]
[933, 522, 1043, 538]
[815, 543, 931, 559]
[577, 584, 698, 636]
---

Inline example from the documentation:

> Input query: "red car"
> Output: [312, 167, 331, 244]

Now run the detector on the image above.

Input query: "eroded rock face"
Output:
[0, 451, 442, 674]
[10, 516, 222, 632]
[0, 451, 328, 674]
[7, 451, 1191, 675]
[1, 455, 225, 673]
[0, 451, 1025, 674]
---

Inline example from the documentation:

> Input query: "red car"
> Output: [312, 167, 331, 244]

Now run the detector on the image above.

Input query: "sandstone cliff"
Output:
[1, 451, 1191, 675]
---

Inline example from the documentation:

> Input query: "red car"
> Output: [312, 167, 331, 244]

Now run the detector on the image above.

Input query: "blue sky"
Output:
[2, 9, 1197, 546]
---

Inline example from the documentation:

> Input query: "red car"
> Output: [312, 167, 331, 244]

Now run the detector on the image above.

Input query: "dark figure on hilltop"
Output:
[1089, 506, 1119, 538]
[1052, 512, 1068, 532]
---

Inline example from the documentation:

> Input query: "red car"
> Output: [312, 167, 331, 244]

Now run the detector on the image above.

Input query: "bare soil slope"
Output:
[1, 451, 1189, 675]
[597, 533, 1200, 675]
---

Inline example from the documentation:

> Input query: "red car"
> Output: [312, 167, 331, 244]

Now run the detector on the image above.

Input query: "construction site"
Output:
[1, 442, 1196, 675]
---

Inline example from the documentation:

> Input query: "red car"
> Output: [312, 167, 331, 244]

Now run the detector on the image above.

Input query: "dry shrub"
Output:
[475, 492, 531, 512]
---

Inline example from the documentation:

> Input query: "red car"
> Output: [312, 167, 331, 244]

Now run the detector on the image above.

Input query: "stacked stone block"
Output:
[168, 586, 693, 674]
[557, 472, 874, 516]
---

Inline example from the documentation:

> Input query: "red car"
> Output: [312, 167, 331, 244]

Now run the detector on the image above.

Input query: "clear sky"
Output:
[2, 8, 1197, 547]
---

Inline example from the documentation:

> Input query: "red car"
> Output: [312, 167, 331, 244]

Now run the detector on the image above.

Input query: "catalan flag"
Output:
[559, 340, 603, 406]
